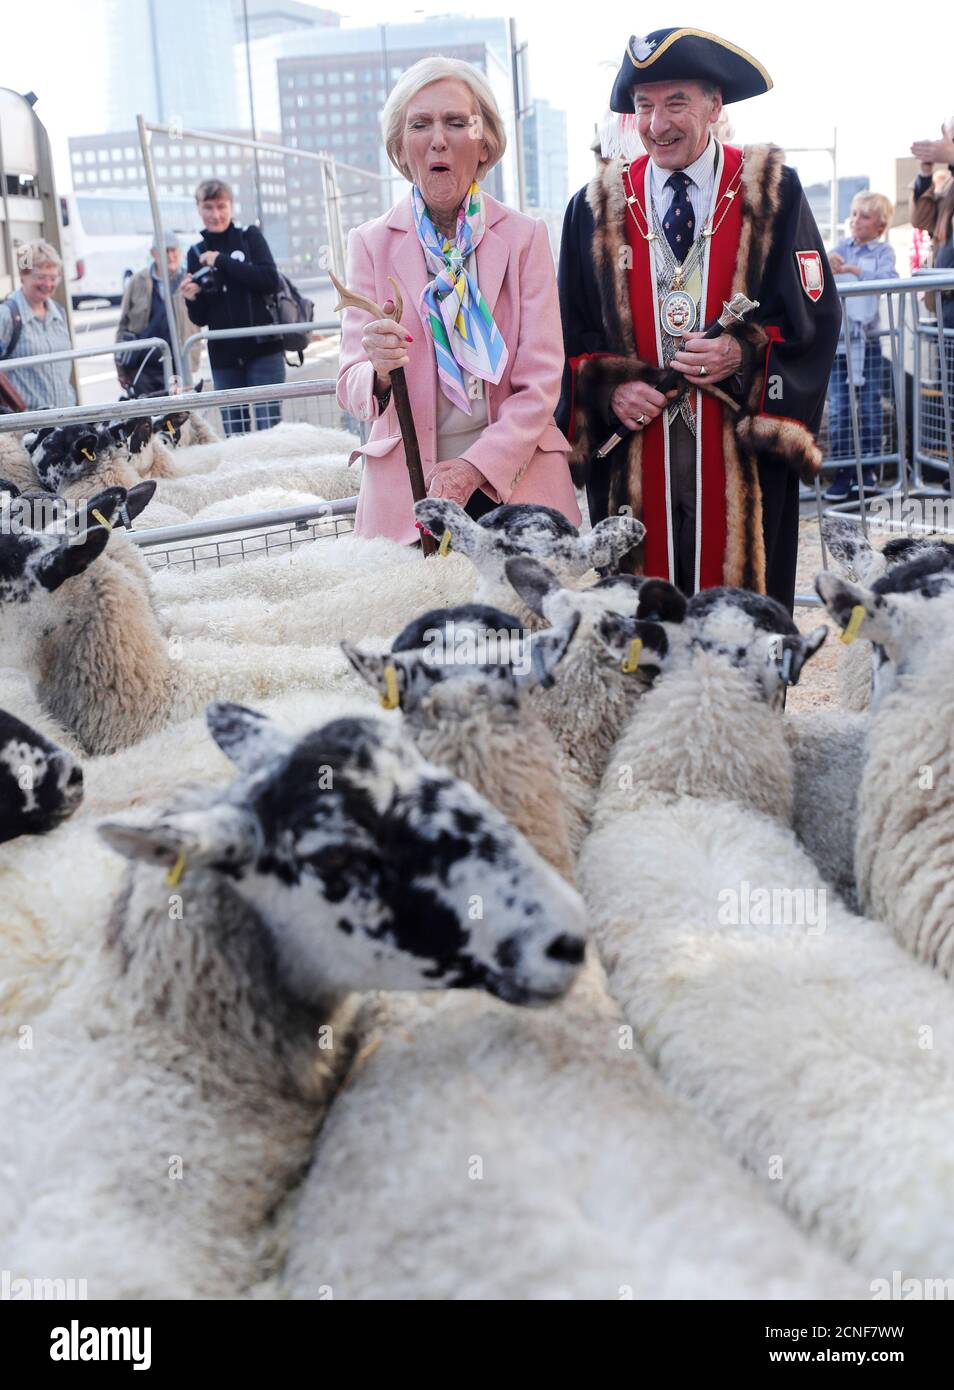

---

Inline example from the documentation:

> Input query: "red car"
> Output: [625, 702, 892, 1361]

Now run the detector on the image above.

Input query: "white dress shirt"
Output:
[649, 137, 718, 232]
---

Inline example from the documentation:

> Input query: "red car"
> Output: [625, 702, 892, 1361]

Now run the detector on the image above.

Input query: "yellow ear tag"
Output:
[166, 851, 186, 889]
[621, 637, 643, 673]
[438, 529, 452, 557]
[90, 508, 112, 531]
[165, 419, 174, 433]
[80, 447, 96, 462]
[379, 664, 400, 710]
[840, 604, 866, 645]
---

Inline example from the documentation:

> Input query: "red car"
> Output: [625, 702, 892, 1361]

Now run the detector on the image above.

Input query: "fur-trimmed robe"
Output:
[556, 143, 840, 608]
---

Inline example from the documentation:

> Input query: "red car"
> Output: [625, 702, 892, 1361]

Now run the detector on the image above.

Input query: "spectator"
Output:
[116, 232, 201, 395]
[0, 241, 76, 412]
[910, 118, 954, 259]
[825, 192, 898, 500]
[180, 180, 284, 435]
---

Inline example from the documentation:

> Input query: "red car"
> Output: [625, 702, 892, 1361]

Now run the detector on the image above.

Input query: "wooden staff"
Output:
[331, 270, 436, 557]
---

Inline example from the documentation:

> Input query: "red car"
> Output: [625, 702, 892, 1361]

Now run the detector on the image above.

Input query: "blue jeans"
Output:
[212, 351, 286, 435]
[827, 342, 884, 461]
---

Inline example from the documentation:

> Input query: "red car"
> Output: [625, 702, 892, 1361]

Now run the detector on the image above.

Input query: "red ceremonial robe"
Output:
[624, 144, 743, 590]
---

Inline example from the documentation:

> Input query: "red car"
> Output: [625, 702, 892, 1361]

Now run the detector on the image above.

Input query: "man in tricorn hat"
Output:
[557, 27, 840, 609]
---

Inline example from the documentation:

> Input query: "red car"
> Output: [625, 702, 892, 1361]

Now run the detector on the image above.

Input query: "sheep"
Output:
[153, 538, 477, 649]
[282, 608, 861, 1300]
[820, 515, 954, 711]
[0, 706, 83, 842]
[784, 710, 867, 909]
[0, 520, 381, 756]
[342, 603, 580, 878]
[816, 564, 954, 980]
[579, 589, 954, 1278]
[24, 420, 190, 529]
[1, 704, 585, 1298]
[414, 497, 646, 631]
[283, 975, 862, 1300]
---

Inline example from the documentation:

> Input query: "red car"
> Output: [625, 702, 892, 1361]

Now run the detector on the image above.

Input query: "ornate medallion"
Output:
[661, 288, 696, 337]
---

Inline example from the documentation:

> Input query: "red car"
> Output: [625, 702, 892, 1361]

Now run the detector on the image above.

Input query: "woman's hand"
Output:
[362, 315, 413, 384]
[829, 251, 846, 273]
[670, 331, 743, 386]
[179, 274, 201, 302]
[426, 457, 484, 507]
[198, 250, 219, 268]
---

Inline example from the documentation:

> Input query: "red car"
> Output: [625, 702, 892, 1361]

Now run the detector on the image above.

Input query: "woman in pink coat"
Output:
[337, 56, 580, 544]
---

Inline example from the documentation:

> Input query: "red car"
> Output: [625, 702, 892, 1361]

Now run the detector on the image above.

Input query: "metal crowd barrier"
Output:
[179, 318, 340, 387]
[129, 496, 358, 574]
[0, 337, 175, 394]
[0, 376, 344, 433]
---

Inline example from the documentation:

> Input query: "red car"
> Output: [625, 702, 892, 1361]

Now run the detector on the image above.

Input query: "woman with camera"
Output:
[181, 179, 284, 434]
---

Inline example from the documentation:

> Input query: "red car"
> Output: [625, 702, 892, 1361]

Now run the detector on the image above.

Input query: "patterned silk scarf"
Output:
[411, 181, 509, 414]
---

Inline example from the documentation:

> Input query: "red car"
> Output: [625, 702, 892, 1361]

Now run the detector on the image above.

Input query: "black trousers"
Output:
[585, 434, 800, 614]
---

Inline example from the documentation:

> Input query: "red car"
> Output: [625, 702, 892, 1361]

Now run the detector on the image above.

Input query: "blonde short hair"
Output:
[17, 239, 62, 274]
[853, 191, 893, 230]
[381, 57, 507, 183]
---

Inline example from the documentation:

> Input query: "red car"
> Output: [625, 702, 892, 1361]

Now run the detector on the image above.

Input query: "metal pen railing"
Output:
[179, 318, 340, 386]
[0, 336, 175, 393]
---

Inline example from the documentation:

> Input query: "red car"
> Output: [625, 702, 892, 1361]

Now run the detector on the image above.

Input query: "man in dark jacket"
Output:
[557, 28, 840, 611]
[181, 179, 284, 434]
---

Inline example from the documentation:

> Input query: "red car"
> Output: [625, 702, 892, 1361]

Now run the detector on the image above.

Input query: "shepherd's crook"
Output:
[331, 270, 437, 557]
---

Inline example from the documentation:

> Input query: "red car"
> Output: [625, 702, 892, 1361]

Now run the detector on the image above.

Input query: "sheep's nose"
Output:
[545, 933, 585, 965]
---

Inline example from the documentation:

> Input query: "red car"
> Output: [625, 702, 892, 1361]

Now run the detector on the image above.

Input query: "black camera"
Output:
[192, 262, 221, 293]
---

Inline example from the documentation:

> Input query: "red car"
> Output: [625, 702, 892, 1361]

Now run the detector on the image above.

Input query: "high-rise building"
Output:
[231, 0, 339, 42]
[522, 99, 569, 213]
[103, 0, 239, 132]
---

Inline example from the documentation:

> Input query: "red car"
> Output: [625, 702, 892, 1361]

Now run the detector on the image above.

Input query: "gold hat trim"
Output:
[627, 27, 773, 92]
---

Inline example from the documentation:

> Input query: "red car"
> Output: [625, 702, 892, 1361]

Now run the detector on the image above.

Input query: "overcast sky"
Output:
[1, 0, 947, 201]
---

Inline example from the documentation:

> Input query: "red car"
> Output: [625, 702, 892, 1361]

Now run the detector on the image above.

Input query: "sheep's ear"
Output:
[635, 579, 686, 624]
[84, 486, 128, 529]
[594, 612, 673, 672]
[125, 418, 154, 455]
[36, 527, 111, 591]
[413, 499, 486, 559]
[98, 805, 261, 871]
[775, 626, 828, 687]
[583, 515, 646, 570]
[820, 515, 885, 583]
[504, 555, 560, 617]
[123, 480, 157, 523]
[22, 427, 53, 455]
[814, 572, 885, 641]
[0, 478, 21, 500]
[341, 641, 406, 706]
[205, 701, 295, 773]
[516, 613, 580, 689]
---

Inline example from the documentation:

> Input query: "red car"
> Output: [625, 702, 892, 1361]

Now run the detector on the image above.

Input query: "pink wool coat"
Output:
[337, 190, 581, 543]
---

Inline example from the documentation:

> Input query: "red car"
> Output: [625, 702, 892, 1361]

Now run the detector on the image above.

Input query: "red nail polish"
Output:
[406, 335, 414, 343]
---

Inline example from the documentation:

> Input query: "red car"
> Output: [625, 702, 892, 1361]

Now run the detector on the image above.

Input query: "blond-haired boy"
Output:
[825, 192, 898, 499]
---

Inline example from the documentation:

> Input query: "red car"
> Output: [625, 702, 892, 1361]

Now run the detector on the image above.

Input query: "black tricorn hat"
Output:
[610, 27, 772, 110]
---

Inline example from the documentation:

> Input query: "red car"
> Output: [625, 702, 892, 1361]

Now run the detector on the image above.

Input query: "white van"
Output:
[65, 191, 195, 307]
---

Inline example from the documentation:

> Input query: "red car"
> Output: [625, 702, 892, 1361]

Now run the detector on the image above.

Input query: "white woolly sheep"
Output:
[343, 602, 580, 878]
[817, 565, 954, 979]
[820, 514, 954, 710]
[579, 591, 954, 1277]
[0, 520, 383, 755]
[414, 497, 646, 630]
[0, 704, 585, 1298]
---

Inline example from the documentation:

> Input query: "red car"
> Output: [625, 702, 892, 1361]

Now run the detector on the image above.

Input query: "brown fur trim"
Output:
[736, 413, 822, 484]
[722, 420, 766, 591]
[609, 432, 645, 576]
[585, 163, 636, 355]
[733, 145, 785, 412]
